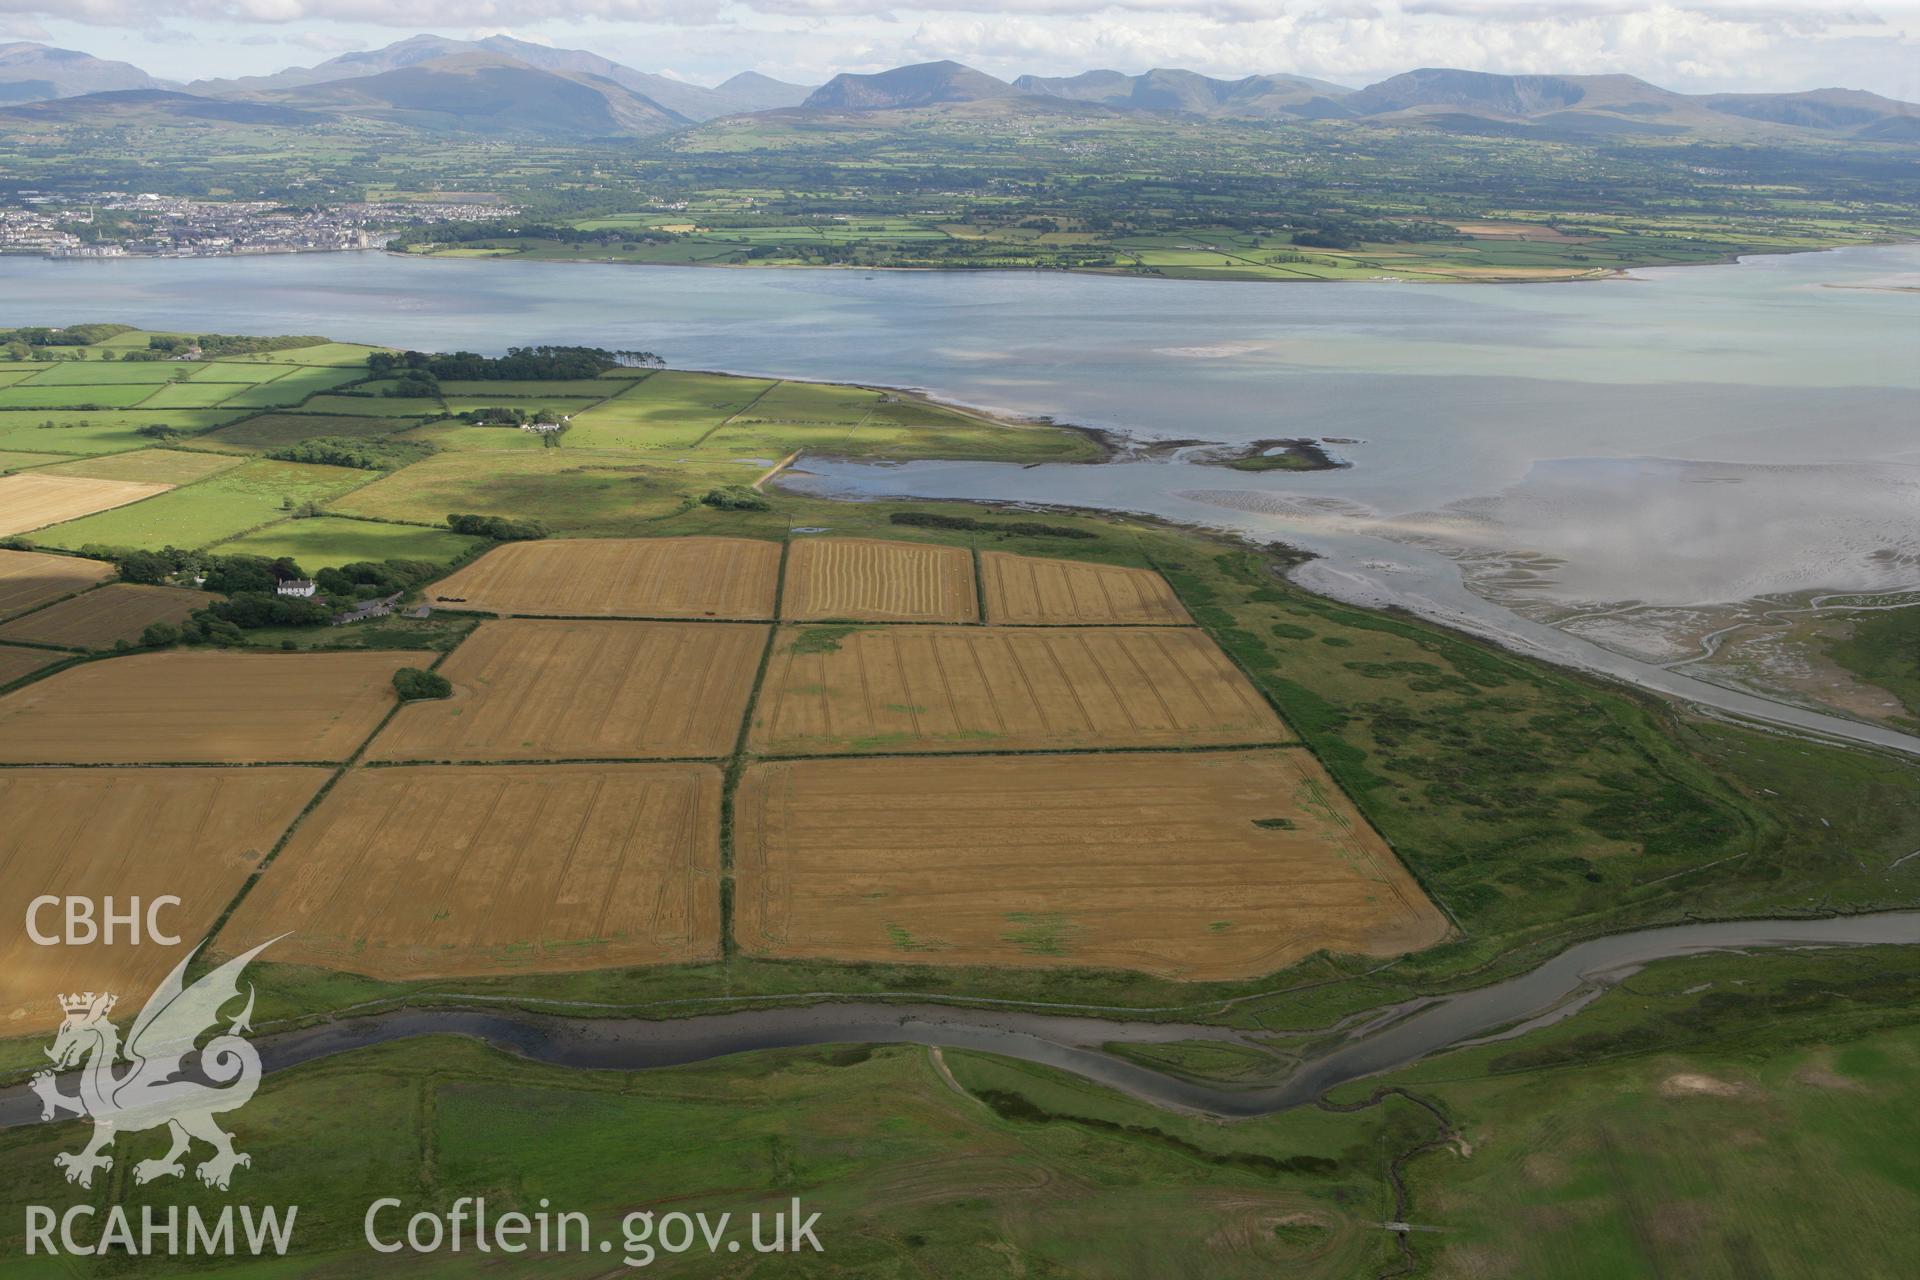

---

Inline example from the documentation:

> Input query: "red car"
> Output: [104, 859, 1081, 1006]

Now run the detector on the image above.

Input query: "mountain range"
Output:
[1, 39, 1914, 143]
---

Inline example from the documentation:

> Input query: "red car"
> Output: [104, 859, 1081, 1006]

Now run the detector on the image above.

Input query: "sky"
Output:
[5, 0, 1919, 99]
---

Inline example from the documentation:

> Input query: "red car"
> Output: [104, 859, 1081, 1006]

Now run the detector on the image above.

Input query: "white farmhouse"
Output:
[276, 579, 317, 598]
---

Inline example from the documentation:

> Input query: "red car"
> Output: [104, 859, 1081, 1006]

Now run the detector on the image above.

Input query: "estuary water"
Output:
[4, 246, 1916, 745]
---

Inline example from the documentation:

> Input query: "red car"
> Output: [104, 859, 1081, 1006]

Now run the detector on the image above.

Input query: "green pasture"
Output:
[0, 410, 245, 455]
[213, 515, 484, 569]
[33, 458, 371, 551]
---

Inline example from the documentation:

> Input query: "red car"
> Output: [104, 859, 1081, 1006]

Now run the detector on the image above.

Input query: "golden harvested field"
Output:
[0, 583, 215, 650]
[223, 763, 722, 978]
[734, 750, 1450, 980]
[369, 620, 767, 762]
[751, 625, 1288, 754]
[0, 650, 414, 763]
[0, 644, 62, 685]
[0, 768, 325, 1032]
[431, 537, 780, 619]
[783, 538, 978, 623]
[0, 472, 171, 537]
[0, 548, 113, 620]
[981, 552, 1191, 625]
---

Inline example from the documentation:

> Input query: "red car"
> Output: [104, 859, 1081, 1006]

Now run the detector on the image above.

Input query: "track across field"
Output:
[369, 619, 768, 762]
[751, 625, 1289, 754]
[222, 763, 723, 979]
[733, 750, 1450, 981]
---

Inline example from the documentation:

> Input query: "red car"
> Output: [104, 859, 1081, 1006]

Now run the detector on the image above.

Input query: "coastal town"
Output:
[0, 193, 519, 258]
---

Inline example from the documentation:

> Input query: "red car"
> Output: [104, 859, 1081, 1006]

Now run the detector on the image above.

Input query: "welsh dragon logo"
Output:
[30, 937, 280, 1192]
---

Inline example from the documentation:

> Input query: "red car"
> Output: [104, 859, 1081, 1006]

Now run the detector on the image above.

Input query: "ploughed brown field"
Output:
[782, 538, 978, 623]
[0, 650, 414, 763]
[0, 644, 61, 686]
[0, 548, 113, 620]
[0, 472, 171, 537]
[429, 536, 780, 619]
[751, 625, 1289, 755]
[222, 763, 722, 978]
[368, 619, 767, 762]
[733, 750, 1450, 980]
[980, 552, 1191, 626]
[0, 768, 325, 1032]
[0, 583, 215, 650]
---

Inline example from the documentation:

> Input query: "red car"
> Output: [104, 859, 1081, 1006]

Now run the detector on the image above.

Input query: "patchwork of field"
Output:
[32, 458, 369, 551]
[0, 583, 215, 649]
[0, 644, 61, 685]
[565, 371, 773, 449]
[0, 471, 170, 536]
[783, 538, 978, 623]
[370, 620, 766, 762]
[0, 548, 114, 619]
[733, 750, 1450, 979]
[222, 763, 723, 978]
[752, 625, 1288, 755]
[0, 410, 245, 456]
[217, 367, 366, 409]
[0, 650, 414, 763]
[0, 767, 325, 1032]
[430, 537, 781, 619]
[982, 552, 1192, 625]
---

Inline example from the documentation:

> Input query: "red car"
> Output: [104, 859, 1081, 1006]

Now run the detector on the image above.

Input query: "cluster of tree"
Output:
[314, 558, 441, 601]
[0, 323, 132, 350]
[267, 436, 437, 471]
[700, 485, 770, 512]
[888, 511, 1094, 539]
[456, 406, 538, 425]
[448, 513, 548, 540]
[367, 346, 657, 382]
[103, 548, 303, 592]
[392, 667, 453, 701]
[198, 592, 333, 629]
[380, 369, 442, 398]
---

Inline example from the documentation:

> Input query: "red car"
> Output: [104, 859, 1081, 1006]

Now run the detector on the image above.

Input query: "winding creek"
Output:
[6, 913, 1916, 1125]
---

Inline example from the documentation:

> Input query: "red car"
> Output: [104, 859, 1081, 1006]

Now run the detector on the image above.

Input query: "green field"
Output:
[330, 447, 705, 533]
[565, 370, 775, 448]
[41, 448, 247, 485]
[214, 515, 485, 568]
[0, 410, 245, 455]
[294, 394, 446, 418]
[217, 367, 367, 408]
[0, 382, 154, 409]
[191, 412, 420, 452]
[32, 458, 372, 551]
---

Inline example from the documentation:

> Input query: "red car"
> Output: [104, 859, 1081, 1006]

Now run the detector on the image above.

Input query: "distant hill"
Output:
[1014, 67, 1353, 119]
[255, 54, 688, 137]
[0, 89, 315, 126]
[190, 35, 806, 123]
[804, 61, 1017, 110]
[0, 41, 169, 104]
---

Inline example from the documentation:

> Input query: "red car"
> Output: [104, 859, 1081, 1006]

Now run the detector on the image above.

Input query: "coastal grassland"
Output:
[226, 341, 393, 367]
[0, 1035, 1395, 1278]
[211, 514, 484, 568]
[30, 458, 373, 551]
[1827, 604, 1920, 729]
[328, 448, 709, 533]
[14, 361, 190, 386]
[0, 410, 245, 455]
[190, 412, 419, 452]
[565, 370, 776, 448]
[1375, 944, 1920, 1280]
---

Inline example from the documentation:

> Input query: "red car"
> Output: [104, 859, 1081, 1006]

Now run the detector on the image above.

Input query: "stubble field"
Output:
[222, 763, 723, 978]
[368, 619, 767, 762]
[751, 624, 1290, 754]
[0, 548, 113, 619]
[0, 583, 215, 650]
[783, 537, 978, 622]
[0, 650, 414, 763]
[733, 749, 1451, 979]
[429, 536, 781, 619]
[981, 552, 1193, 625]
[0, 767, 325, 1032]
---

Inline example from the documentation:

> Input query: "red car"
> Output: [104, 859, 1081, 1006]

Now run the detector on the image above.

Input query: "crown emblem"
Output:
[59, 992, 116, 1015]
